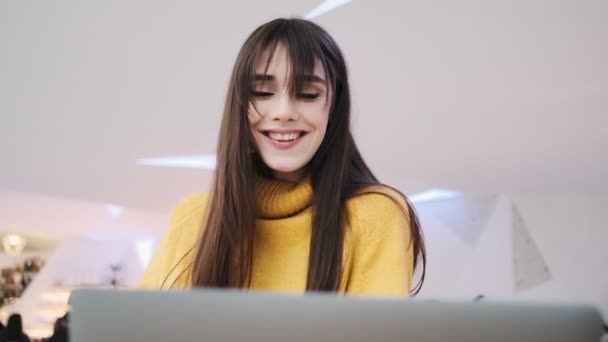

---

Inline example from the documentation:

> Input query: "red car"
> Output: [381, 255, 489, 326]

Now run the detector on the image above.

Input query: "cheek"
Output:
[248, 103, 261, 126]
[307, 104, 330, 133]
[248, 99, 273, 119]
[247, 105, 263, 150]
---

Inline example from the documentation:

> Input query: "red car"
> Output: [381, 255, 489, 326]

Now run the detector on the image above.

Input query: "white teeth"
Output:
[268, 132, 302, 141]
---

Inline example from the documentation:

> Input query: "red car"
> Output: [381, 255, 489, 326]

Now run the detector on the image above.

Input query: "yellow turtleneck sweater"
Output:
[139, 178, 414, 296]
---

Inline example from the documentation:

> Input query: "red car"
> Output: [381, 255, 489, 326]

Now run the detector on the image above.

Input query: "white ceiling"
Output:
[1, 0, 607, 213]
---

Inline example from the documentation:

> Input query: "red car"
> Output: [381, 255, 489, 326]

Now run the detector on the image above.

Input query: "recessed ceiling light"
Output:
[2, 233, 26, 256]
[6, 234, 23, 247]
[305, 0, 352, 19]
[408, 189, 461, 203]
[136, 155, 217, 170]
[104, 204, 125, 219]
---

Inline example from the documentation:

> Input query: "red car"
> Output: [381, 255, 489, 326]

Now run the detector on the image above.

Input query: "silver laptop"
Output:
[69, 289, 604, 342]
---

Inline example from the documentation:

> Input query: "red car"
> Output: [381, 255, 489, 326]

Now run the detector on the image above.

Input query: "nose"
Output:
[270, 92, 298, 122]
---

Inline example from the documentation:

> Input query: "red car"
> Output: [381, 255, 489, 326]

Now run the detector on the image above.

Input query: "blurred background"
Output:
[1, 0, 607, 339]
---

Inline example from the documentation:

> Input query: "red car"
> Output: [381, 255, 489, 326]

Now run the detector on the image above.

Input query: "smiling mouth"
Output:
[261, 131, 309, 142]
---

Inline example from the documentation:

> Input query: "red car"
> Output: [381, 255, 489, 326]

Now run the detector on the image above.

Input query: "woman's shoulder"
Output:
[346, 184, 409, 214]
[345, 185, 411, 236]
[169, 192, 210, 227]
[138, 192, 211, 289]
[163, 192, 211, 250]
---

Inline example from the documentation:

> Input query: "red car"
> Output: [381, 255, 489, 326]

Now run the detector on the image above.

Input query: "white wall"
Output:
[0, 190, 168, 241]
[512, 193, 608, 307]
[416, 192, 608, 321]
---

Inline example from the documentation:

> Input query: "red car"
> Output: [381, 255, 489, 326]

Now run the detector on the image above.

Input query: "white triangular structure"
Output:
[512, 202, 552, 292]
[449, 196, 514, 299]
[413, 213, 470, 298]
[415, 196, 498, 247]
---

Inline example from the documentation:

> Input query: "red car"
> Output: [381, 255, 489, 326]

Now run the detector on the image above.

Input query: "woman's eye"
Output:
[298, 93, 321, 100]
[253, 91, 273, 98]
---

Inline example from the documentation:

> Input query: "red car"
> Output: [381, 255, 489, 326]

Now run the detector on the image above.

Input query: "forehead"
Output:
[254, 42, 326, 80]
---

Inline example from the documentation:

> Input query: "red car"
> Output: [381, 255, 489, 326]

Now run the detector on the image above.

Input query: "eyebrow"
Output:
[253, 74, 326, 84]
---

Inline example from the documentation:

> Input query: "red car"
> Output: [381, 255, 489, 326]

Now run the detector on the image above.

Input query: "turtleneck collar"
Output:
[256, 176, 313, 219]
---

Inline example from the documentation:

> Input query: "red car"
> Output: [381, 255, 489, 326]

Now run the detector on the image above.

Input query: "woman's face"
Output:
[248, 43, 331, 183]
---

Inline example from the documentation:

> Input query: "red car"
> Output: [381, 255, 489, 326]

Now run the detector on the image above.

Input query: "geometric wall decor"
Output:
[415, 196, 499, 247]
[512, 202, 552, 292]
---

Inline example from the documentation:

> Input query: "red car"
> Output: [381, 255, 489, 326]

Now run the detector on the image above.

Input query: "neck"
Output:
[273, 168, 305, 183]
[256, 175, 312, 219]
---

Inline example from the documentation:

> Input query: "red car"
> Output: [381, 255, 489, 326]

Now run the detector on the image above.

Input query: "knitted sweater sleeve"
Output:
[345, 192, 414, 296]
[138, 193, 208, 289]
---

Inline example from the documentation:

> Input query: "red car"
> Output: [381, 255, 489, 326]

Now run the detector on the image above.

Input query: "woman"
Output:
[140, 17, 426, 296]
[41, 313, 68, 342]
[0, 314, 30, 342]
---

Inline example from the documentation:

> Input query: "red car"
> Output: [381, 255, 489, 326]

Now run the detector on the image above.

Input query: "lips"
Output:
[260, 129, 309, 150]
[267, 131, 301, 142]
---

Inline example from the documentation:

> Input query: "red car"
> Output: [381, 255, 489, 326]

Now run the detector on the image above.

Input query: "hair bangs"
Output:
[243, 20, 335, 112]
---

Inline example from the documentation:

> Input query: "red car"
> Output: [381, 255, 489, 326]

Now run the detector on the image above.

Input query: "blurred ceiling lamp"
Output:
[2, 234, 27, 256]
[136, 155, 216, 170]
[409, 189, 461, 203]
[305, 0, 352, 19]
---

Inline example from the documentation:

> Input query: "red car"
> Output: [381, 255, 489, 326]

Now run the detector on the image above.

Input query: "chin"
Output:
[267, 164, 304, 174]
[263, 159, 306, 175]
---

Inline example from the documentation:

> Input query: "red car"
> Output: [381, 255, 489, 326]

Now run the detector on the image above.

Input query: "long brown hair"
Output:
[190, 18, 426, 294]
